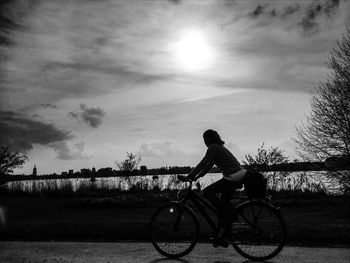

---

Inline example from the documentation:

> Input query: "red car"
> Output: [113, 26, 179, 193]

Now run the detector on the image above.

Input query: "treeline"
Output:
[2, 158, 349, 183]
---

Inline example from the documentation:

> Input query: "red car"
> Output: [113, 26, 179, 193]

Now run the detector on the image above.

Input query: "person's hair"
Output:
[203, 129, 225, 146]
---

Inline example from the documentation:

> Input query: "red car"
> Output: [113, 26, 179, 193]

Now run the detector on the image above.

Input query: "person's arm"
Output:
[194, 161, 214, 179]
[187, 145, 216, 180]
[187, 157, 210, 179]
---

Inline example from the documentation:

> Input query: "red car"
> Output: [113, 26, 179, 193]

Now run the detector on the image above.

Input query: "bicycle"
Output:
[149, 175, 286, 261]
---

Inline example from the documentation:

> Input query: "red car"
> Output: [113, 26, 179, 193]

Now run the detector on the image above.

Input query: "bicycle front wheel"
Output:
[231, 200, 286, 261]
[149, 202, 199, 258]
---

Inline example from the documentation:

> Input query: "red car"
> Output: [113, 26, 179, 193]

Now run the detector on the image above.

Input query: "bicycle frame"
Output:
[150, 178, 287, 261]
[178, 180, 270, 232]
[178, 181, 221, 230]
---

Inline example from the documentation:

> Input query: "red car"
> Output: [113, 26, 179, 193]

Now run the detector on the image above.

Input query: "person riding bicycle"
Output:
[185, 129, 246, 246]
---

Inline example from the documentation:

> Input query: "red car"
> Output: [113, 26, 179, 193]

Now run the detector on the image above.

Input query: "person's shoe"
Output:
[210, 237, 229, 248]
[217, 238, 229, 248]
[211, 227, 229, 248]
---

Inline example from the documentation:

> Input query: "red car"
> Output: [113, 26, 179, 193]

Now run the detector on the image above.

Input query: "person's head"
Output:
[203, 129, 225, 147]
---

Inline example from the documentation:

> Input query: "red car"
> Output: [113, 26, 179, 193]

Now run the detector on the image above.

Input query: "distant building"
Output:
[80, 168, 91, 175]
[97, 167, 113, 176]
[61, 171, 68, 176]
[140, 165, 147, 175]
[69, 170, 74, 175]
[32, 164, 37, 176]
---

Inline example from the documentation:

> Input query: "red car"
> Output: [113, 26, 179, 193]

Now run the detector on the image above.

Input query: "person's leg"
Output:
[203, 179, 238, 220]
[203, 179, 227, 221]
[204, 179, 236, 246]
[220, 181, 241, 221]
[203, 179, 228, 246]
[219, 182, 239, 239]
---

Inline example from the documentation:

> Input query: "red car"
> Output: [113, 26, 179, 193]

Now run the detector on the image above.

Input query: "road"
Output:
[0, 242, 349, 263]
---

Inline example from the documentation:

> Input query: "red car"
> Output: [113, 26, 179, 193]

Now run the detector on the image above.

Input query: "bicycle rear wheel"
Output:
[149, 202, 200, 258]
[231, 200, 286, 261]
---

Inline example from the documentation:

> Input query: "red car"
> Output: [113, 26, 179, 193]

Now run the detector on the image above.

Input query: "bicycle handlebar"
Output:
[177, 175, 194, 183]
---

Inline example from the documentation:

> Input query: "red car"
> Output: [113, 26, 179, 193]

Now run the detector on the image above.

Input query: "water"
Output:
[5, 172, 342, 194]
[6, 173, 221, 193]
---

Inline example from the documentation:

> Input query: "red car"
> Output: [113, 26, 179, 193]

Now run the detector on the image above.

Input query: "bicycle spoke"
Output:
[149, 203, 199, 258]
[251, 205, 256, 224]
[231, 201, 286, 261]
[255, 205, 264, 220]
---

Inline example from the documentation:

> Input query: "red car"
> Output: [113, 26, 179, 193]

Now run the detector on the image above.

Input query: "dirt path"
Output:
[0, 242, 349, 263]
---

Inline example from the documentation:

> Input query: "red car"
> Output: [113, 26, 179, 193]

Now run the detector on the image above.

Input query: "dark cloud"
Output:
[221, 1, 341, 33]
[298, 0, 340, 36]
[299, 3, 322, 34]
[250, 4, 268, 18]
[17, 103, 58, 114]
[69, 104, 105, 128]
[0, 2, 16, 46]
[18, 103, 58, 113]
[0, 110, 73, 152]
[280, 4, 300, 18]
[168, 0, 181, 4]
[323, 0, 340, 16]
[40, 103, 57, 109]
[270, 9, 277, 17]
[94, 37, 108, 46]
[0, 0, 29, 47]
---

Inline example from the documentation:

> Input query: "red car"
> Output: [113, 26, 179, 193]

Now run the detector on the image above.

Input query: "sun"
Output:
[172, 29, 214, 72]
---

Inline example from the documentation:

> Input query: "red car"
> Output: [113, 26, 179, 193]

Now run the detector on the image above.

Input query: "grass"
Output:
[0, 190, 349, 246]
[1, 173, 336, 197]
[0, 175, 349, 246]
[1, 175, 185, 197]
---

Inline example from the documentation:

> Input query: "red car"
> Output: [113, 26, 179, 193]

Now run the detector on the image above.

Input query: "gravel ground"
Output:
[0, 241, 349, 263]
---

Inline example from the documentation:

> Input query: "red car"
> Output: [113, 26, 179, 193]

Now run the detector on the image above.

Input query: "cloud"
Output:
[48, 141, 90, 160]
[250, 4, 268, 18]
[0, 110, 72, 152]
[0, 110, 90, 160]
[298, 3, 323, 35]
[40, 103, 57, 109]
[220, 1, 342, 35]
[0, 0, 26, 47]
[0, 0, 178, 110]
[139, 141, 183, 158]
[138, 141, 202, 167]
[138, 140, 246, 167]
[280, 4, 300, 18]
[323, 0, 340, 16]
[297, 0, 340, 36]
[42, 61, 175, 85]
[19, 103, 58, 113]
[168, 0, 182, 4]
[69, 104, 105, 128]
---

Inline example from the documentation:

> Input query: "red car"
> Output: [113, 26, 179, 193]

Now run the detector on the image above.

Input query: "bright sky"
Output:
[0, 0, 349, 175]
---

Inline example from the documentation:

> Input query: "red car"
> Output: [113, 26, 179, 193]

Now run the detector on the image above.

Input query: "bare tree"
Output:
[294, 29, 350, 192]
[0, 145, 28, 177]
[244, 143, 289, 191]
[115, 152, 141, 172]
[115, 152, 141, 186]
[0, 145, 28, 175]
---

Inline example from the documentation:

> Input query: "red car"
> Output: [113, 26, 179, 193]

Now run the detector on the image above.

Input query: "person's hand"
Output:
[177, 175, 193, 182]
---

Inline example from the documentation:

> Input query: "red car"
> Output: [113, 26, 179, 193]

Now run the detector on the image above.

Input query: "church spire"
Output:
[32, 164, 37, 176]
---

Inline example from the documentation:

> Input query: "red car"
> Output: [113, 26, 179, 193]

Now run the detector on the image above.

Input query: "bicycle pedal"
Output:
[210, 237, 218, 247]
[218, 240, 229, 248]
[210, 237, 229, 248]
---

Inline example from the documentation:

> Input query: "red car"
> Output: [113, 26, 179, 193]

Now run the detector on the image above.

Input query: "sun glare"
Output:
[172, 29, 214, 72]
